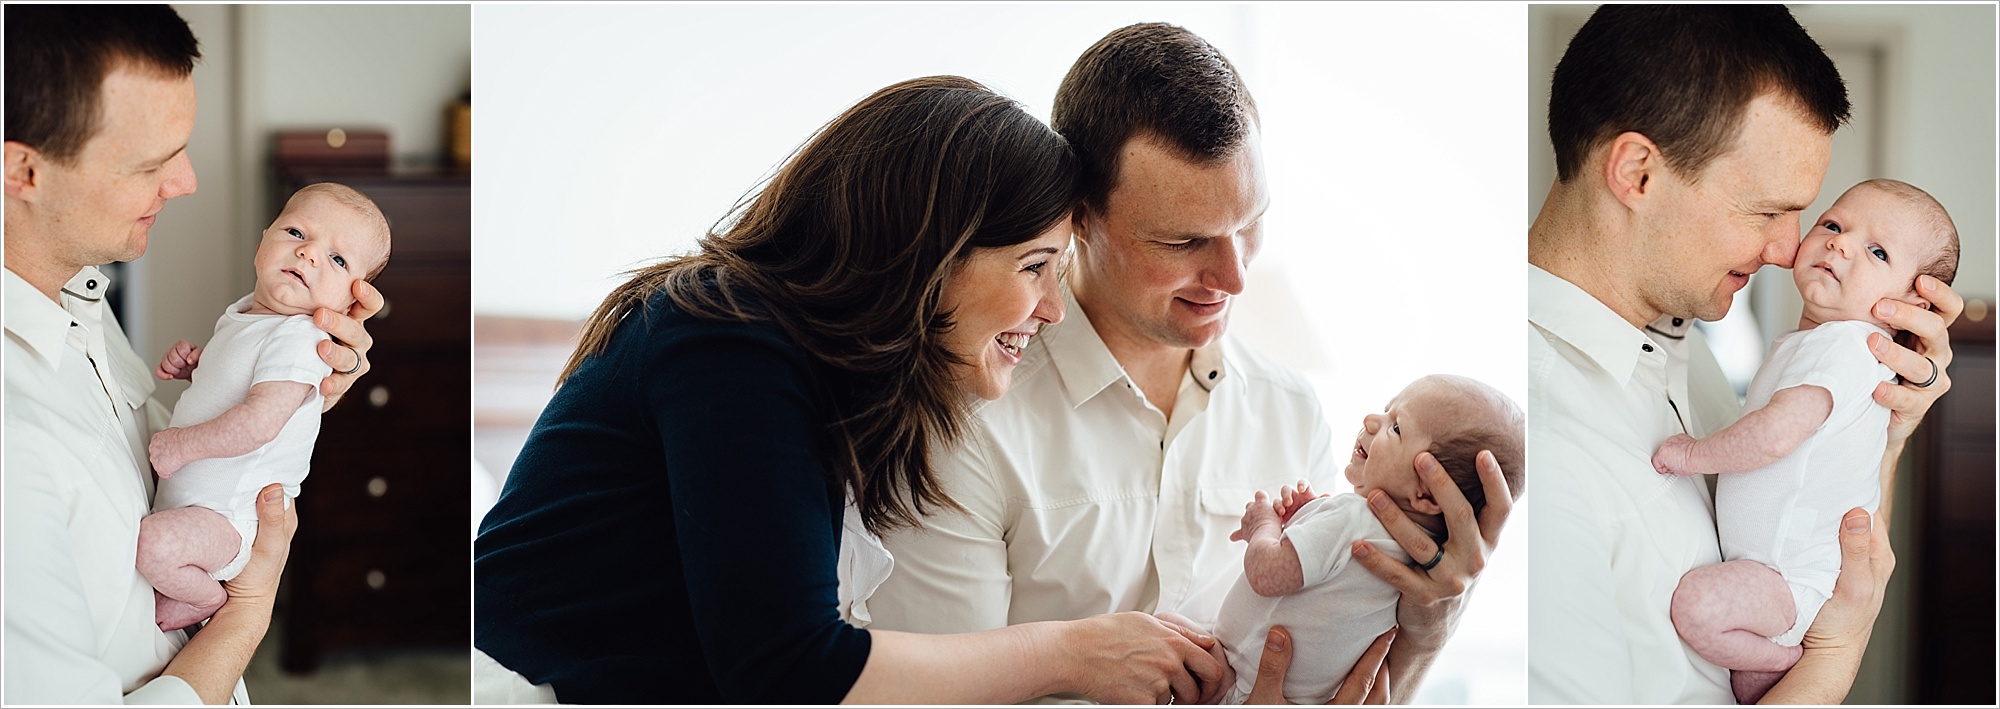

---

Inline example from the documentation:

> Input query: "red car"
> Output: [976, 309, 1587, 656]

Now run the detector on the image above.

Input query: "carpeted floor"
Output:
[241, 619, 470, 705]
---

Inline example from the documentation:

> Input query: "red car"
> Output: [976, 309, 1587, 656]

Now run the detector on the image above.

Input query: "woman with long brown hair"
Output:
[473, 76, 1226, 703]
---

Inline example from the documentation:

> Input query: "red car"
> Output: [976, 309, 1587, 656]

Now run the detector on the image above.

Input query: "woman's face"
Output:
[938, 220, 1072, 400]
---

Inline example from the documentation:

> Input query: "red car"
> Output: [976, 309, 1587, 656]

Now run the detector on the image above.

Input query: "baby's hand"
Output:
[1231, 490, 1283, 543]
[155, 340, 201, 381]
[1274, 480, 1330, 524]
[149, 428, 188, 478]
[1652, 433, 1698, 476]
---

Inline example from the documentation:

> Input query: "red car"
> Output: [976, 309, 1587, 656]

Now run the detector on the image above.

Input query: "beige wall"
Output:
[138, 5, 469, 407]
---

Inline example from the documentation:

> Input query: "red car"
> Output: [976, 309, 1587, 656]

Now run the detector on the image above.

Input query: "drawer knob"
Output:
[367, 386, 390, 409]
[326, 128, 348, 149]
[365, 569, 387, 590]
[366, 476, 388, 497]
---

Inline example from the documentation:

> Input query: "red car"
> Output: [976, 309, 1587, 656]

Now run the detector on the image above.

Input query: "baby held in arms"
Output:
[1652, 179, 1958, 704]
[1214, 375, 1524, 704]
[140, 183, 391, 630]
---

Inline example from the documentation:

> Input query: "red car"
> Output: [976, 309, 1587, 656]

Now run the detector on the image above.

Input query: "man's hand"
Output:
[1758, 508, 1893, 704]
[1354, 450, 1512, 698]
[221, 483, 299, 608]
[155, 339, 201, 381]
[1154, 611, 1233, 704]
[1869, 276, 1960, 446]
[314, 279, 384, 410]
[1247, 625, 1395, 704]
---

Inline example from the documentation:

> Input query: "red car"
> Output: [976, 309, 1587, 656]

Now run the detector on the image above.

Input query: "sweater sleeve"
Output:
[649, 324, 871, 703]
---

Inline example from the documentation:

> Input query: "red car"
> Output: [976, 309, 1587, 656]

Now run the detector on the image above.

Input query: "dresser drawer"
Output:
[364, 263, 470, 349]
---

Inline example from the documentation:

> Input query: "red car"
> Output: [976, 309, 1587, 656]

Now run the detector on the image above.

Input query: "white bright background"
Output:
[475, 4, 1526, 703]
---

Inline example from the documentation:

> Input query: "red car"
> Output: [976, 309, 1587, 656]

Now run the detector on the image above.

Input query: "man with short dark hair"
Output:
[875, 22, 1509, 703]
[1527, 6, 1959, 703]
[3, 5, 381, 703]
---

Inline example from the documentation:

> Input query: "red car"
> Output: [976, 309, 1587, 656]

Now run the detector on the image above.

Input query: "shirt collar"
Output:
[3, 266, 99, 370]
[1528, 264, 1662, 385]
[1042, 285, 1232, 407]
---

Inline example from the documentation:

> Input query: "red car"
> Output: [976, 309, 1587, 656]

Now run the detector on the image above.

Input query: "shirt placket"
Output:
[1151, 369, 1211, 614]
[65, 284, 151, 492]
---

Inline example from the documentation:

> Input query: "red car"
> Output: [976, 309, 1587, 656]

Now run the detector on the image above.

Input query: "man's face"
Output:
[1637, 92, 1831, 322]
[30, 62, 198, 266]
[1071, 131, 1268, 356]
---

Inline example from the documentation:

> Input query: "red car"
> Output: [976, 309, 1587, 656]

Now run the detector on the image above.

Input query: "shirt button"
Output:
[85, 279, 98, 290]
[1207, 370, 1217, 380]
[1642, 343, 1655, 353]
[1672, 318, 1684, 327]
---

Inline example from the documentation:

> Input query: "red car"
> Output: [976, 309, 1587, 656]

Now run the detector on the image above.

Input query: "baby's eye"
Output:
[1391, 423, 1400, 435]
[1868, 245, 1888, 263]
[286, 228, 303, 239]
[332, 254, 348, 269]
[1823, 220, 1842, 234]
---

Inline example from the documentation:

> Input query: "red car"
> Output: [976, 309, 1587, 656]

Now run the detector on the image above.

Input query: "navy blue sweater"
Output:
[475, 292, 870, 704]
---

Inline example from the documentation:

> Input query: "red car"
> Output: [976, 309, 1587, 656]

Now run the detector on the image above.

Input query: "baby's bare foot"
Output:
[1653, 434, 1698, 476]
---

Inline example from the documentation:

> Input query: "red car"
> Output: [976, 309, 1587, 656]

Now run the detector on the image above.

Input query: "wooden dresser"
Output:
[1914, 310, 1994, 703]
[273, 162, 471, 670]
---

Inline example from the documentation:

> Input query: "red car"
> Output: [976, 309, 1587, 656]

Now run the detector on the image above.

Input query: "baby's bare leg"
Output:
[1670, 560, 1802, 704]
[136, 507, 243, 631]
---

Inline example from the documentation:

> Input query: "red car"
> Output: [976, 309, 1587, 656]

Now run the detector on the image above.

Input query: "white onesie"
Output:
[1214, 494, 1410, 704]
[152, 294, 329, 580]
[1715, 320, 1893, 646]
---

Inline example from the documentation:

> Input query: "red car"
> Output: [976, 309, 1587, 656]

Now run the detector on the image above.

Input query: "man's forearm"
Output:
[1386, 592, 1462, 703]
[1757, 641, 1866, 705]
[161, 596, 272, 704]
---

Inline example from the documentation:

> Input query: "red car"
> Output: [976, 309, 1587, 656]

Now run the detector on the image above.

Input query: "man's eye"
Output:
[332, 255, 348, 269]
[286, 228, 303, 238]
[1868, 246, 1888, 262]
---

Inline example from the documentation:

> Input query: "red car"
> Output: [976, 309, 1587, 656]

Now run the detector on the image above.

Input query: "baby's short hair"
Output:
[1859, 178, 1958, 288]
[1421, 375, 1525, 534]
[284, 182, 393, 280]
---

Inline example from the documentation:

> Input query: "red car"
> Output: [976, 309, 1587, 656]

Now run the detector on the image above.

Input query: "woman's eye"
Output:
[332, 255, 348, 269]
[1024, 260, 1048, 274]
[286, 228, 303, 238]
[1868, 245, 1888, 262]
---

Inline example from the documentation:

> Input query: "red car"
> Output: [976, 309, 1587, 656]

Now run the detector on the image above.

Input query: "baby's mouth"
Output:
[284, 269, 308, 286]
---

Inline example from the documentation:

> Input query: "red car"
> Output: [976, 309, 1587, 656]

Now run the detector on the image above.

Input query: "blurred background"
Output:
[135, 5, 471, 703]
[1529, 4, 1995, 704]
[474, 4, 1526, 703]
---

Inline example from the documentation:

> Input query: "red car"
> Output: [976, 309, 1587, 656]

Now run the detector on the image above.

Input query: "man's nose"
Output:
[160, 151, 196, 199]
[1204, 236, 1248, 295]
[1764, 214, 1802, 269]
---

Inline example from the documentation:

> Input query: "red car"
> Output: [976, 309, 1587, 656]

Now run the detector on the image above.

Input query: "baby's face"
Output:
[1793, 184, 1933, 326]
[249, 195, 386, 317]
[1344, 378, 1450, 511]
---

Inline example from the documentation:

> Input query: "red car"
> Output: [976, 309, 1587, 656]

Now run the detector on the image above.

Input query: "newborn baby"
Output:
[140, 183, 391, 630]
[1214, 374, 1524, 704]
[1652, 179, 1958, 703]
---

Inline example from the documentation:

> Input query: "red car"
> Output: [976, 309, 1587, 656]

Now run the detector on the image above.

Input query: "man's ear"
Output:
[5, 141, 41, 200]
[1603, 131, 1664, 211]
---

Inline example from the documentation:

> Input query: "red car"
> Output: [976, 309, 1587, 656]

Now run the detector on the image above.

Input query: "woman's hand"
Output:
[220, 483, 299, 609]
[1061, 611, 1227, 705]
[1246, 625, 1395, 704]
[1869, 275, 1960, 446]
[314, 279, 384, 411]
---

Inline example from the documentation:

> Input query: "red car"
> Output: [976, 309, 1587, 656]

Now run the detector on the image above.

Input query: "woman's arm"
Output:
[846, 613, 1225, 705]
[160, 483, 296, 704]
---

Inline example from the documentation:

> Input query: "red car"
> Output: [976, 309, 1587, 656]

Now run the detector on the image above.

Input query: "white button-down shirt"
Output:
[3, 267, 245, 704]
[872, 287, 1338, 637]
[1525, 264, 1738, 704]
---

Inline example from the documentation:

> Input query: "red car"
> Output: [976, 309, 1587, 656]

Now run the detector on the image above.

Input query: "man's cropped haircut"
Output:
[5, 5, 200, 165]
[1548, 5, 1849, 184]
[1053, 22, 1259, 212]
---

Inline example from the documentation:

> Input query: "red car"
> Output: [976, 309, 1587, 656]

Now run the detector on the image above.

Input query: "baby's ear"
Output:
[1409, 478, 1444, 516]
[1893, 289, 1933, 312]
